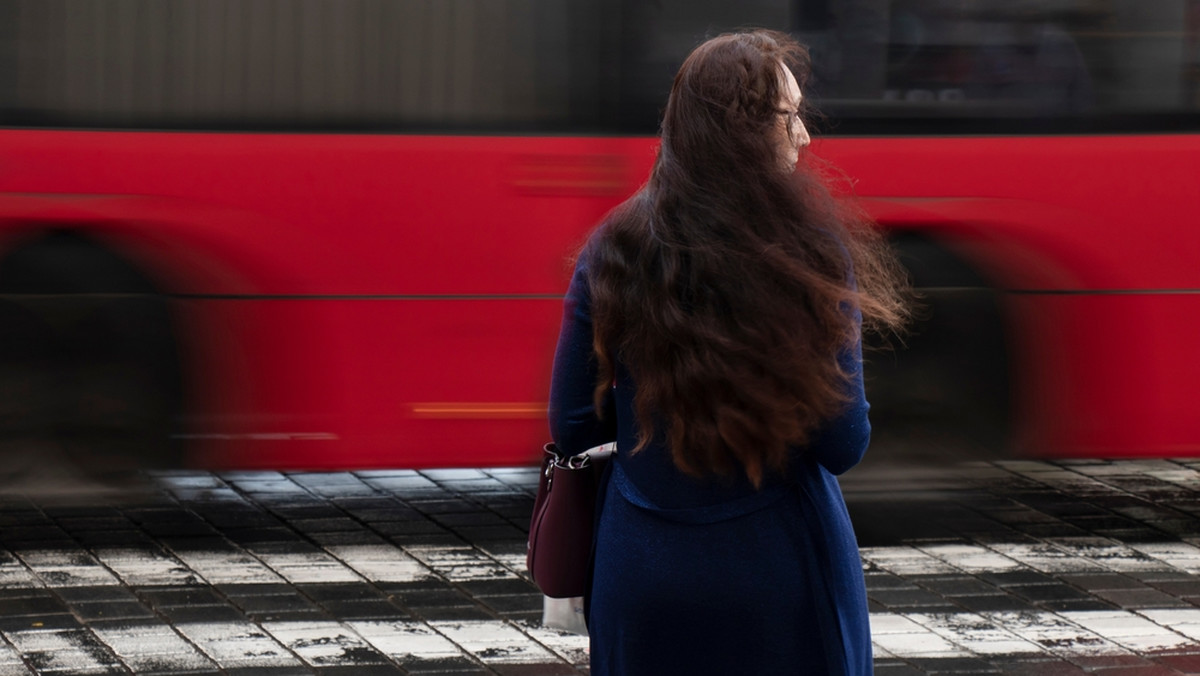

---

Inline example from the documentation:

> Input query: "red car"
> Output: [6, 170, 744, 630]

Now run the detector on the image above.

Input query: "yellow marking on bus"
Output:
[411, 403, 548, 419]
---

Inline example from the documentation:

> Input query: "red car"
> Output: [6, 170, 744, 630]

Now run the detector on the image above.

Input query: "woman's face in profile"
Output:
[775, 66, 810, 172]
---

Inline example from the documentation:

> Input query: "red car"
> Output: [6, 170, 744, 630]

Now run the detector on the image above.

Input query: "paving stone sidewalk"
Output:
[0, 458, 1198, 674]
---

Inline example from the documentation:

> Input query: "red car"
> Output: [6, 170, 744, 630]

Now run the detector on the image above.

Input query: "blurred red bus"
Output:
[0, 0, 1197, 470]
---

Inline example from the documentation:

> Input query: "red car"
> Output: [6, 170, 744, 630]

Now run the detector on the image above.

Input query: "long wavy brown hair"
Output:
[587, 30, 909, 487]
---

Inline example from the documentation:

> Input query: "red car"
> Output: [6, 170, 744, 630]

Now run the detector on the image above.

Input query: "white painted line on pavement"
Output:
[261, 620, 382, 667]
[14, 550, 122, 588]
[93, 548, 201, 587]
[871, 609, 1200, 658]
[249, 551, 365, 584]
[908, 544, 1025, 573]
[0, 645, 27, 675]
[325, 545, 437, 583]
[429, 620, 559, 664]
[4, 628, 118, 673]
[348, 620, 465, 662]
[862, 541, 1200, 576]
[0, 561, 42, 589]
[1128, 543, 1200, 574]
[176, 621, 304, 669]
[979, 544, 1111, 574]
[405, 545, 522, 581]
[517, 620, 591, 665]
[91, 624, 215, 672]
[3, 611, 1193, 671]
[166, 550, 286, 585]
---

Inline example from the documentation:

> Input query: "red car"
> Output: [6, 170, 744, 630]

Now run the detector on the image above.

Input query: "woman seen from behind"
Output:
[549, 29, 909, 675]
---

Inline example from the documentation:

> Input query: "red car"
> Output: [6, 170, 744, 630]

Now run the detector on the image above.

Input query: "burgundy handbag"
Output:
[527, 443, 611, 599]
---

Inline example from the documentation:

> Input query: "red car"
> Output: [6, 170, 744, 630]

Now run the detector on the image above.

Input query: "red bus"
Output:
[0, 1, 1197, 472]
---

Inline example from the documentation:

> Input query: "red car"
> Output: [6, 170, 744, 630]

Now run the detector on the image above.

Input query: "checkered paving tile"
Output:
[0, 459, 1197, 673]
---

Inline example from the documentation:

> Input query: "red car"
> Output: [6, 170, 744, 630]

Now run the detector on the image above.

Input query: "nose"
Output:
[797, 120, 811, 148]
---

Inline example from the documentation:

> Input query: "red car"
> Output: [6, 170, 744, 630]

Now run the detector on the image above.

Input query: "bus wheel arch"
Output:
[864, 228, 1014, 462]
[0, 227, 189, 475]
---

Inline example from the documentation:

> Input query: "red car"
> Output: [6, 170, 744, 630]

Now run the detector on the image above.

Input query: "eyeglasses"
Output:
[775, 108, 802, 126]
[774, 107, 811, 147]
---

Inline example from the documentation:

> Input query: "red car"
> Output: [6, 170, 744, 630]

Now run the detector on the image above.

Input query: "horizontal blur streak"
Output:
[410, 403, 549, 420]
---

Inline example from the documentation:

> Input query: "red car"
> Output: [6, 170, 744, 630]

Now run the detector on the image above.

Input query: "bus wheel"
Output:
[0, 229, 187, 481]
[863, 231, 1012, 464]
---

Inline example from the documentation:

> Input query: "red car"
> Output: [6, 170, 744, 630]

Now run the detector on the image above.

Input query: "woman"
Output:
[548, 30, 908, 675]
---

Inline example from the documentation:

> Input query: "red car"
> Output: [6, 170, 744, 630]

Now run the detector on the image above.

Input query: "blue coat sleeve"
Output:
[806, 308, 871, 476]
[548, 253, 618, 456]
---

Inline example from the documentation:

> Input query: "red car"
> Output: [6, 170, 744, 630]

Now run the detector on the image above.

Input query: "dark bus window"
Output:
[615, 0, 1200, 134]
[0, 0, 1197, 134]
[0, 0, 616, 133]
[796, 0, 1200, 133]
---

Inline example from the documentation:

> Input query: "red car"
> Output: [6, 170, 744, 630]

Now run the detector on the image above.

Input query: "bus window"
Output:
[614, 0, 1200, 133]
[2, 1, 1196, 135]
[0, 0, 614, 133]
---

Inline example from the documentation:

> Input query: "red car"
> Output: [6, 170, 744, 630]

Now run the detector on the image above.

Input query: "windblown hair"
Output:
[587, 30, 909, 487]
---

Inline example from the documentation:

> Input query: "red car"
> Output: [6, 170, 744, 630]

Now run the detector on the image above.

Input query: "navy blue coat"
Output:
[549, 246, 874, 675]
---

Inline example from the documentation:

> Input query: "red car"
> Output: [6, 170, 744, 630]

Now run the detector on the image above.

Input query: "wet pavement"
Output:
[0, 458, 1199, 674]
